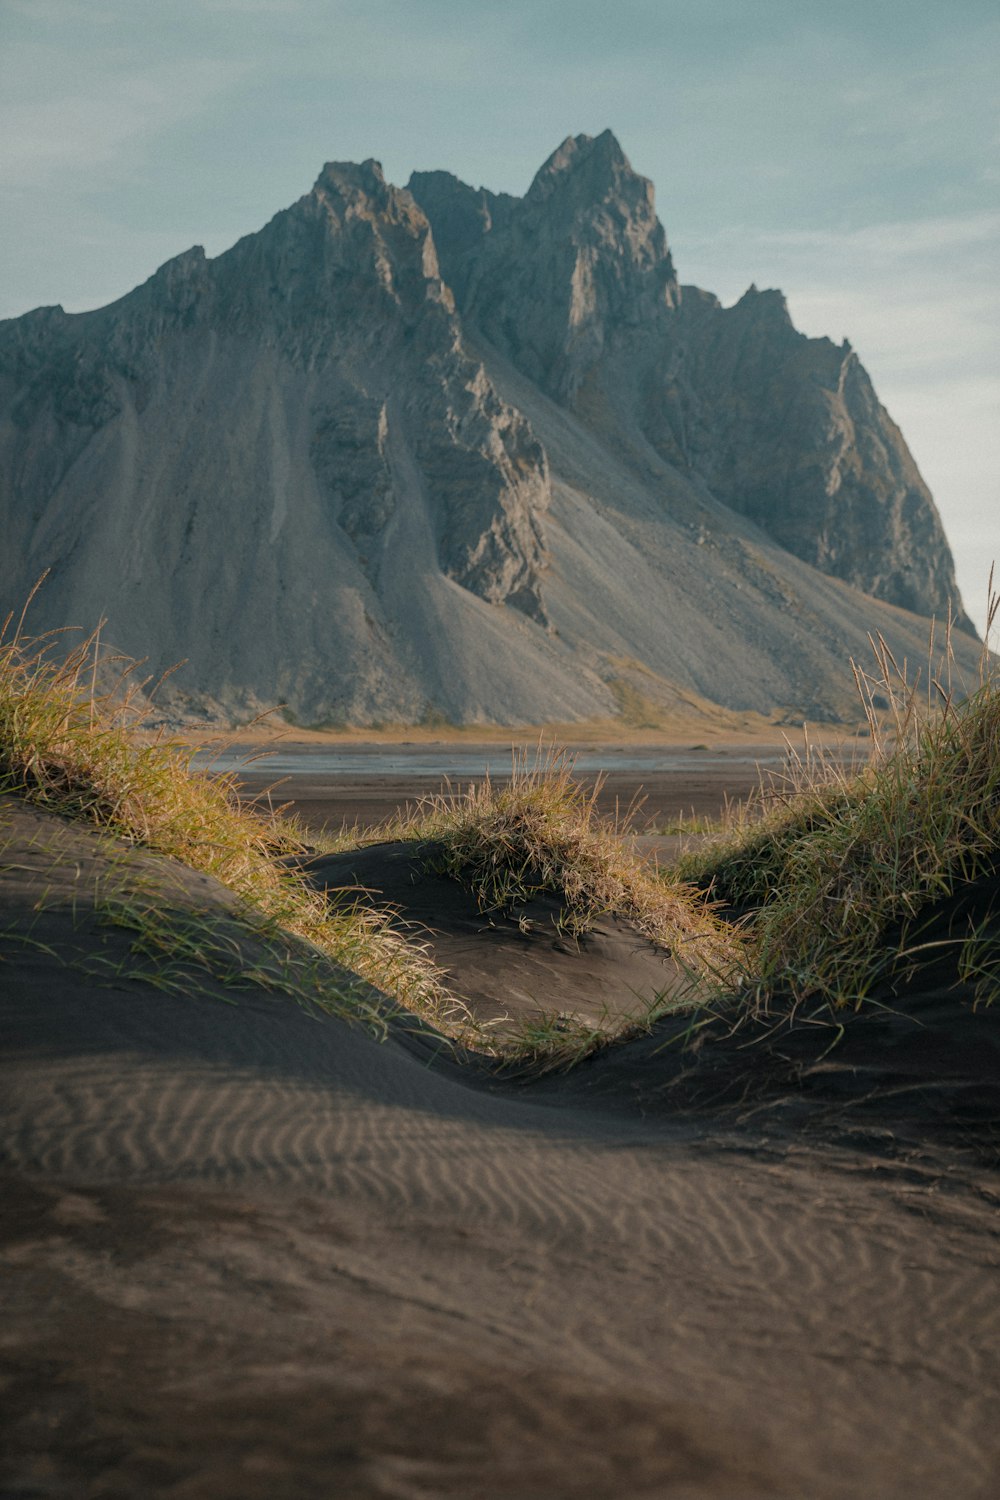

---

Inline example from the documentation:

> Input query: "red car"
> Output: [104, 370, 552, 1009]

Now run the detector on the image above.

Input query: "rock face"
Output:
[412, 130, 678, 403]
[0, 134, 976, 726]
[410, 132, 971, 634]
[644, 285, 965, 622]
[0, 161, 555, 721]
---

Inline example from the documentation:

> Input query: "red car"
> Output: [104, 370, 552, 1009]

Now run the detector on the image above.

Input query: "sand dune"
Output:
[305, 838, 690, 1031]
[2, 796, 1000, 1498]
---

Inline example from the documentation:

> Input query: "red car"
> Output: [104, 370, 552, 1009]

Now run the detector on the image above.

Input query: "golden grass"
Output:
[399, 745, 746, 986]
[0, 596, 732, 1066]
[679, 595, 1000, 1010]
[0, 593, 466, 1038]
[8, 569, 994, 1057]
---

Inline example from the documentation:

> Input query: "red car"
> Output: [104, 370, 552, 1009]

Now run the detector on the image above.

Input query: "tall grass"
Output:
[680, 591, 1000, 1009]
[0, 589, 744, 1063]
[0, 593, 465, 1035]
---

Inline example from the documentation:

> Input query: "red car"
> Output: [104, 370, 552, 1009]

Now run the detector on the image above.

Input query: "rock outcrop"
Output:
[0, 159, 559, 721]
[643, 285, 967, 623]
[0, 134, 976, 726]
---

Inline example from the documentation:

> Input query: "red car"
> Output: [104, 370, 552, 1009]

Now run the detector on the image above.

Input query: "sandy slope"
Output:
[306, 839, 691, 1031]
[2, 798, 999, 1498]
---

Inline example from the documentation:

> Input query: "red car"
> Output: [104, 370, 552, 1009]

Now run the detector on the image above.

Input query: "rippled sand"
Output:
[2, 798, 999, 1498]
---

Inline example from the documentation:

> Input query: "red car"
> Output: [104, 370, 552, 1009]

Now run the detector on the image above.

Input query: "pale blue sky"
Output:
[2, 0, 997, 633]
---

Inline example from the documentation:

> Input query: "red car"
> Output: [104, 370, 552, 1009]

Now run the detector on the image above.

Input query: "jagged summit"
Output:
[523, 129, 673, 287]
[405, 170, 516, 291]
[736, 284, 793, 320]
[525, 129, 630, 198]
[316, 156, 387, 191]
[0, 133, 976, 727]
[408, 144, 970, 634]
[409, 130, 678, 402]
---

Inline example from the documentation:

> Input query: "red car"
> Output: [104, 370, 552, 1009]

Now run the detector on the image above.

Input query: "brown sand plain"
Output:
[2, 742, 1000, 1499]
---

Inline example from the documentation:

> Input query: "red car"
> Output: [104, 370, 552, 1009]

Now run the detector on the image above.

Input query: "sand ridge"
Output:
[304, 838, 691, 1032]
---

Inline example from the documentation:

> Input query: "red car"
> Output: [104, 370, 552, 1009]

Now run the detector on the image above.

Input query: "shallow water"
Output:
[192, 747, 790, 779]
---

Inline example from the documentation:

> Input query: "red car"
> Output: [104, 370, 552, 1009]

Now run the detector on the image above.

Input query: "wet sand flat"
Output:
[223, 740, 813, 839]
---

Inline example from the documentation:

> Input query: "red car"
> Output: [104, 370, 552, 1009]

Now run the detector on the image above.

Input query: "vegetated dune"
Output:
[306, 837, 688, 1037]
[303, 835, 1000, 1139]
[3, 794, 1000, 1500]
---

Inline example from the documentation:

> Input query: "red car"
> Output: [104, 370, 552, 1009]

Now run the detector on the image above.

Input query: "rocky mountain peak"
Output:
[143, 245, 210, 314]
[411, 130, 678, 401]
[202, 152, 455, 343]
[409, 134, 970, 634]
[308, 156, 436, 263]
[404, 170, 517, 304]
[525, 128, 629, 201]
[0, 132, 976, 730]
[317, 156, 385, 188]
[522, 129, 671, 287]
[732, 284, 795, 330]
[312, 157, 399, 217]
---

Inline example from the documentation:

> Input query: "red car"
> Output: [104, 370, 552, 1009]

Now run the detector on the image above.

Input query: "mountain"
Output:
[410, 132, 968, 627]
[0, 133, 976, 727]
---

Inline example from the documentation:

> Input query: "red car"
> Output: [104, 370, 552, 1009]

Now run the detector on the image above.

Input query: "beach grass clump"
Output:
[412, 745, 745, 984]
[681, 609, 1000, 1009]
[673, 772, 858, 915]
[0, 598, 465, 1035]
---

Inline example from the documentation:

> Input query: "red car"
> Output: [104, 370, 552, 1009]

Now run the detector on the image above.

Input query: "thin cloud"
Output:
[740, 213, 1000, 257]
[0, 55, 250, 189]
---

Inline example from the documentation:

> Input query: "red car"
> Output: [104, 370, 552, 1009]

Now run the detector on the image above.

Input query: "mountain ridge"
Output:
[0, 132, 977, 727]
[408, 131, 970, 632]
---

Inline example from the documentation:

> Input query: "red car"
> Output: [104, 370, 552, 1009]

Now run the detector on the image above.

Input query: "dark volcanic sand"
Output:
[3, 795, 1000, 1499]
[305, 839, 693, 1032]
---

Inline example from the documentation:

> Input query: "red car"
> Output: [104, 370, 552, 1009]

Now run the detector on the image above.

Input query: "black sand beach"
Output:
[3, 754, 1000, 1499]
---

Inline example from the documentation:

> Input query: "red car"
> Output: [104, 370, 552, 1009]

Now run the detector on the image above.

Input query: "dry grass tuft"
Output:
[406, 745, 745, 986]
[13, 567, 992, 1055]
[0, 590, 466, 1037]
[680, 589, 1000, 1009]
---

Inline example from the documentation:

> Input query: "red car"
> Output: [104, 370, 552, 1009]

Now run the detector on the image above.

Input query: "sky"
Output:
[2, 0, 997, 635]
